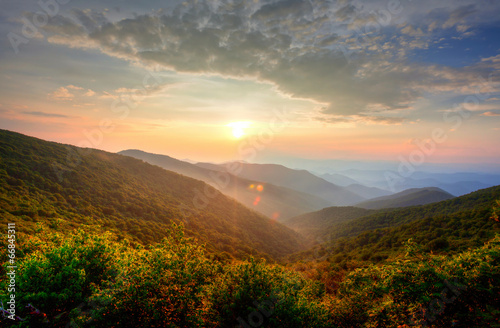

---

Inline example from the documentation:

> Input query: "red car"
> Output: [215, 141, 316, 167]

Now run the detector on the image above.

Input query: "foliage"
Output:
[0, 225, 328, 327]
[328, 236, 500, 327]
[82, 224, 214, 328]
[205, 259, 331, 327]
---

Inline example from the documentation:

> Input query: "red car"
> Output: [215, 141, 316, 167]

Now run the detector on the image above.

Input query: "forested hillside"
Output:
[318, 198, 500, 263]
[283, 206, 377, 242]
[0, 130, 305, 259]
[288, 186, 500, 265]
[287, 186, 500, 244]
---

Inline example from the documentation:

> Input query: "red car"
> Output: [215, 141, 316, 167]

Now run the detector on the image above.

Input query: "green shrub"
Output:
[205, 258, 331, 328]
[328, 235, 500, 328]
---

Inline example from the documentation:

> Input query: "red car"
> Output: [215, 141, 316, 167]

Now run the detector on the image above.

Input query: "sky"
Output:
[0, 0, 499, 170]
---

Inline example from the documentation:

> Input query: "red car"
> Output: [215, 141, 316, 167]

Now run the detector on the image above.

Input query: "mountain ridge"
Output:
[285, 185, 500, 247]
[196, 161, 366, 206]
[355, 187, 455, 209]
[119, 149, 331, 221]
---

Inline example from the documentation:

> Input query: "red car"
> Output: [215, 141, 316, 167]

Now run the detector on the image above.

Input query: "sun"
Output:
[227, 121, 252, 139]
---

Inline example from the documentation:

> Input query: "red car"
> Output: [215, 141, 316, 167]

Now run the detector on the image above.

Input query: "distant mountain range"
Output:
[119, 150, 331, 221]
[344, 184, 393, 199]
[196, 162, 366, 206]
[120, 150, 497, 221]
[318, 173, 359, 186]
[355, 187, 455, 209]
[336, 169, 499, 196]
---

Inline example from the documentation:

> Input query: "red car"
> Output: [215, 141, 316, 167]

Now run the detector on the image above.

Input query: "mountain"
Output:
[319, 173, 359, 186]
[196, 162, 365, 206]
[0, 129, 306, 258]
[384, 177, 491, 197]
[411, 171, 500, 186]
[344, 183, 392, 199]
[287, 185, 500, 248]
[310, 187, 500, 263]
[119, 150, 330, 221]
[338, 169, 497, 196]
[355, 187, 454, 209]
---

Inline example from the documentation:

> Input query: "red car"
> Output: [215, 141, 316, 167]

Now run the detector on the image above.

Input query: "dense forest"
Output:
[1, 129, 499, 327]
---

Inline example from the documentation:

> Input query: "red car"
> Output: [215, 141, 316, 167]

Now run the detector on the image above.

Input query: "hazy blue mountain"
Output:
[355, 187, 455, 209]
[338, 169, 496, 196]
[344, 183, 393, 199]
[319, 173, 359, 186]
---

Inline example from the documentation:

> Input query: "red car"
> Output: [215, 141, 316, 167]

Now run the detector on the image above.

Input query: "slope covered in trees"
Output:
[0, 129, 305, 259]
[317, 198, 500, 263]
[282, 206, 377, 242]
[287, 185, 500, 245]
[287, 186, 500, 265]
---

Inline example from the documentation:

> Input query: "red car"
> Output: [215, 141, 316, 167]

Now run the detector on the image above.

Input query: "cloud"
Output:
[67, 85, 84, 90]
[481, 111, 500, 117]
[318, 113, 406, 126]
[36, 0, 500, 122]
[334, 4, 357, 22]
[401, 25, 424, 37]
[48, 87, 74, 100]
[22, 111, 69, 118]
[443, 4, 477, 29]
[482, 54, 500, 63]
[48, 85, 100, 101]
[84, 89, 96, 97]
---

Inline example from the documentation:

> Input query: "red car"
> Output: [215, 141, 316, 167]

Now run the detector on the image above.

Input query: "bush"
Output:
[85, 224, 215, 328]
[328, 236, 500, 328]
[0, 230, 119, 327]
[205, 258, 331, 327]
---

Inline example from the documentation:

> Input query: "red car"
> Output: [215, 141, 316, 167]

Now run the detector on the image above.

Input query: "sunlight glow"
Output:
[227, 121, 252, 139]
